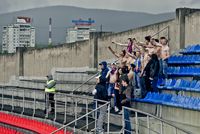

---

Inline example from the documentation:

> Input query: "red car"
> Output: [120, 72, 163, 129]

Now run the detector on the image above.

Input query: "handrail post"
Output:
[75, 98, 78, 126]
[54, 93, 57, 122]
[64, 127, 67, 134]
[1, 87, 4, 110]
[11, 88, 14, 112]
[33, 90, 36, 117]
[64, 95, 67, 124]
[21, 89, 25, 115]
[73, 125, 76, 133]
[135, 111, 139, 134]
[160, 121, 163, 134]
[86, 99, 89, 131]
[107, 103, 110, 134]
[122, 107, 125, 134]
[94, 100, 98, 131]
[175, 127, 178, 134]
[45, 92, 49, 119]
[147, 115, 150, 134]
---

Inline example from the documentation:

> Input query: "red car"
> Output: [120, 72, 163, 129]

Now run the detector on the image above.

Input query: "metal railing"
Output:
[121, 106, 193, 134]
[0, 86, 111, 133]
[50, 101, 110, 134]
[71, 72, 99, 94]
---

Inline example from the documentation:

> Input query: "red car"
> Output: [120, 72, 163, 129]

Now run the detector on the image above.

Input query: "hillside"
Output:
[0, 6, 175, 45]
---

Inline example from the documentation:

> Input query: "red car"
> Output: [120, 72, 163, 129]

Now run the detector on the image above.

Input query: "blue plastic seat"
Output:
[189, 45, 196, 53]
[178, 79, 190, 90]
[196, 55, 200, 61]
[191, 98, 200, 110]
[168, 56, 175, 63]
[161, 94, 172, 104]
[174, 95, 186, 107]
[196, 44, 200, 52]
[166, 79, 176, 89]
[163, 94, 177, 106]
[167, 67, 174, 74]
[187, 97, 198, 110]
[173, 67, 181, 74]
[172, 79, 182, 90]
[193, 81, 200, 91]
[185, 80, 197, 91]
[182, 45, 191, 53]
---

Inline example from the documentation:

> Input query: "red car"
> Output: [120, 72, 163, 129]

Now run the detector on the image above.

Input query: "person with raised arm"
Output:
[158, 37, 170, 86]
[108, 46, 127, 67]
[112, 38, 134, 53]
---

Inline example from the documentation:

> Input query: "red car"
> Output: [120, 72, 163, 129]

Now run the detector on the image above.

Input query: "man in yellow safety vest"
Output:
[44, 74, 56, 114]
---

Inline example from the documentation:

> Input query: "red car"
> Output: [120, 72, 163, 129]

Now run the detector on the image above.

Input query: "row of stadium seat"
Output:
[134, 92, 200, 110]
[157, 79, 200, 92]
[168, 55, 200, 64]
[180, 44, 200, 54]
[167, 67, 200, 76]
[0, 112, 72, 134]
[0, 126, 22, 134]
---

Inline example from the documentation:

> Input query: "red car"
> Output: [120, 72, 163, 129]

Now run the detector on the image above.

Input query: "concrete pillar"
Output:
[16, 47, 25, 76]
[89, 32, 99, 69]
[176, 8, 200, 49]
[89, 32, 112, 69]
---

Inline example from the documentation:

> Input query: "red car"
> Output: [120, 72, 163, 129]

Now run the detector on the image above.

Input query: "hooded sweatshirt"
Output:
[94, 76, 108, 104]
[100, 61, 109, 81]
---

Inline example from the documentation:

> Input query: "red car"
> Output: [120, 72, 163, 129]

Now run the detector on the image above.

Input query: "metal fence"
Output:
[0, 87, 111, 133]
[50, 101, 110, 134]
[0, 86, 194, 134]
[121, 106, 192, 134]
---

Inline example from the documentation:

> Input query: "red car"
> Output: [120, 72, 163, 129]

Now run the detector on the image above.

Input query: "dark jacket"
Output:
[100, 61, 109, 81]
[121, 85, 132, 107]
[94, 76, 108, 104]
[144, 54, 160, 78]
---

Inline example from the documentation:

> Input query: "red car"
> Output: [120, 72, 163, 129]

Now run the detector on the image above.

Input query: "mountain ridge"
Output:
[0, 5, 175, 45]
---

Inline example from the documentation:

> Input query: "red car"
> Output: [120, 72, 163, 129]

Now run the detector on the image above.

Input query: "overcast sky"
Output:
[1, 0, 200, 14]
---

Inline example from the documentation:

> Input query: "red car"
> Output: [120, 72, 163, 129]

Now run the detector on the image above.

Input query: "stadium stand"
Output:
[168, 55, 200, 64]
[131, 44, 200, 133]
[167, 67, 200, 76]
[134, 92, 200, 110]
[0, 112, 72, 134]
[0, 125, 22, 134]
[180, 44, 200, 54]
[157, 79, 200, 92]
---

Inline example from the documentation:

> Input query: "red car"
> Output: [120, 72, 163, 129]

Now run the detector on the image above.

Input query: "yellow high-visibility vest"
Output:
[45, 80, 56, 93]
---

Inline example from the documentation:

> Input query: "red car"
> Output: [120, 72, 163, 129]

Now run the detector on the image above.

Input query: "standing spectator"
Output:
[134, 51, 142, 89]
[107, 62, 118, 102]
[139, 47, 150, 98]
[92, 76, 108, 134]
[44, 74, 56, 114]
[159, 37, 170, 86]
[99, 61, 109, 81]
[112, 38, 134, 53]
[114, 70, 121, 112]
[121, 75, 132, 134]
[108, 46, 127, 67]
[142, 54, 160, 92]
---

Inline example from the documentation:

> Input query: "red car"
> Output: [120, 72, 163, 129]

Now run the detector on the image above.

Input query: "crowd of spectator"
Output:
[93, 35, 170, 133]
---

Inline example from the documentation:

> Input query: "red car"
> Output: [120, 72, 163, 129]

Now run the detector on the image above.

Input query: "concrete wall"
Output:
[97, 19, 178, 62]
[1, 8, 200, 82]
[0, 54, 18, 83]
[23, 40, 90, 77]
[185, 11, 200, 46]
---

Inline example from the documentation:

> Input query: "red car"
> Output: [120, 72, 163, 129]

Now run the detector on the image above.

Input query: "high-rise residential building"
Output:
[2, 17, 35, 53]
[66, 18, 95, 43]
